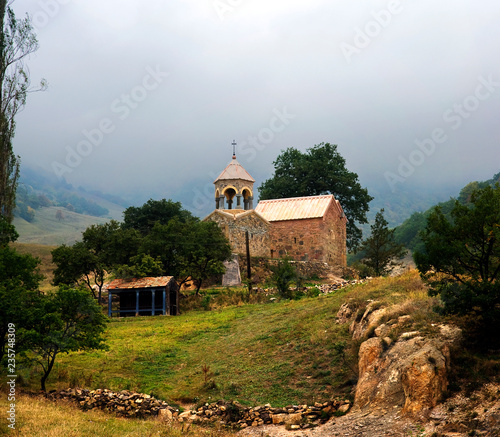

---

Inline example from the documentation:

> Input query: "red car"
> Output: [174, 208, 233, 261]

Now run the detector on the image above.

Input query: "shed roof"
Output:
[107, 276, 175, 290]
[255, 194, 345, 222]
[214, 156, 255, 183]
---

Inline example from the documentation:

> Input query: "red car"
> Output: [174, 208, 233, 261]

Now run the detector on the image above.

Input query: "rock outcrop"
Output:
[337, 300, 462, 419]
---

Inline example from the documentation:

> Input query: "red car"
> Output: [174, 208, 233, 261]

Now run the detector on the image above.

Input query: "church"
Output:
[204, 147, 347, 268]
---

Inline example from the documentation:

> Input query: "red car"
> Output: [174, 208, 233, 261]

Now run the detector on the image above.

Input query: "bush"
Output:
[351, 261, 376, 279]
[271, 257, 298, 299]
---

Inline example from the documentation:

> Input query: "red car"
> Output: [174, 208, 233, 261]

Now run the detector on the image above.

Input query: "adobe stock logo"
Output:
[384, 75, 500, 192]
[51, 66, 169, 179]
[213, 0, 244, 22]
[340, 0, 404, 64]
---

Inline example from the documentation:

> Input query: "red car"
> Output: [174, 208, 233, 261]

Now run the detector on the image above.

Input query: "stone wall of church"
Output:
[206, 212, 270, 258]
[268, 205, 347, 267]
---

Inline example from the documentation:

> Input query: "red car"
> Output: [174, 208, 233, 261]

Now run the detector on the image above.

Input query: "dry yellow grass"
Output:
[11, 242, 57, 291]
[0, 392, 235, 437]
[346, 269, 433, 306]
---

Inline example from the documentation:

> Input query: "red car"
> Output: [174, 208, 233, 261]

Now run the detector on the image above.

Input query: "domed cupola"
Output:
[214, 141, 255, 210]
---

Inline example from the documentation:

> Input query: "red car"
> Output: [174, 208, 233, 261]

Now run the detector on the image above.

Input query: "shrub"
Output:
[271, 257, 298, 299]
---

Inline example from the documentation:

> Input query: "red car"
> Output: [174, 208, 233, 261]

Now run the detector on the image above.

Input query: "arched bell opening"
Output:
[242, 188, 254, 210]
[224, 187, 237, 210]
[215, 189, 221, 209]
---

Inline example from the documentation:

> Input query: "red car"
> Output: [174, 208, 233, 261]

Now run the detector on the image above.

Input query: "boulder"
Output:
[354, 326, 461, 419]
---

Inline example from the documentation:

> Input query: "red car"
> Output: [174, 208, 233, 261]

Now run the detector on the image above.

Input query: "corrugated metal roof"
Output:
[255, 195, 338, 221]
[107, 276, 174, 290]
[214, 157, 255, 183]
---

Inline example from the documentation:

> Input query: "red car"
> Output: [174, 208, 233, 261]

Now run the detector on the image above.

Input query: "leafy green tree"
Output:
[24, 285, 108, 391]
[52, 242, 106, 302]
[176, 221, 232, 293]
[258, 143, 372, 249]
[122, 198, 194, 235]
[414, 185, 500, 348]
[359, 209, 406, 276]
[82, 220, 141, 267]
[52, 221, 142, 302]
[0, 242, 43, 363]
[1, 1, 45, 227]
[137, 220, 183, 275]
[0, 215, 17, 246]
[137, 219, 232, 292]
[114, 253, 164, 279]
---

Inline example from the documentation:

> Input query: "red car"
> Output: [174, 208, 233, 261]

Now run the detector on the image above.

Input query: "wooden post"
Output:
[162, 289, 166, 315]
[108, 291, 112, 317]
[135, 290, 139, 316]
[246, 231, 252, 292]
[151, 290, 156, 316]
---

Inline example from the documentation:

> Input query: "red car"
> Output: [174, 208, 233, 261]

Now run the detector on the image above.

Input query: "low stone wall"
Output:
[47, 388, 351, 429]
[47, 388, 178, 419]
[178, 399, 351, 430]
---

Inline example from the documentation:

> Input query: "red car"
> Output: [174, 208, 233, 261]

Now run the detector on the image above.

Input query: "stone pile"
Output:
[311, 278, 367, 294]
[177, 399, 351, 429]
[47, 388, 178, 419]
[48, 388, 350, 429]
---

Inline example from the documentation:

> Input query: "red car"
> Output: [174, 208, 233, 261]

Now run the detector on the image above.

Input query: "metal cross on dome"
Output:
[232, 140, 237, 158]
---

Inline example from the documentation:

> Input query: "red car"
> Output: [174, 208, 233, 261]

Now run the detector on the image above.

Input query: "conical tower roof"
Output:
[214, 155, 255, 184]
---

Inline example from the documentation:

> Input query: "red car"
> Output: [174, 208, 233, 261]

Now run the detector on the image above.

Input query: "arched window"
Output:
[224, 188, 236, 209]
[242, 188, 252, 210]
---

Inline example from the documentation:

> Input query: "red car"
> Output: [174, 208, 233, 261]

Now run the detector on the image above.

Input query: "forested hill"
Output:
[394, 171, 500, 252]
[13, 167, 129, 245]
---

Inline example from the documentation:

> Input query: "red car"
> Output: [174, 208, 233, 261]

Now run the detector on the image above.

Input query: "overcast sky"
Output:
[11, 0, 500, 215]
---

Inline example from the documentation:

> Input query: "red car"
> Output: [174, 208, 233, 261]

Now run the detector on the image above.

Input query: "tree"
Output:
[0, 1, 45, 227]
[414, 185, 500, 348]
[114, 253, 164, 279]
[137, 219, 232, 292]
[52, 221, 142, 303]
[24, 285, 107, 391]
[359, 209, 406, 276]
[52, 242, 106, 302]
[122, 198, 194, 235]
[258, 143, 372, 249]
[0, 241, 42, 363]
[176, 221, 232, 293]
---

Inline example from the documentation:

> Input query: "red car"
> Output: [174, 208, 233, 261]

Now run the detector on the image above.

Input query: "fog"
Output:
[11, 0, 500, 215]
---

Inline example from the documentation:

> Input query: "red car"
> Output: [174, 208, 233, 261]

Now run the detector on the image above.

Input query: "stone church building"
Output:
[204, 151, 347, 267]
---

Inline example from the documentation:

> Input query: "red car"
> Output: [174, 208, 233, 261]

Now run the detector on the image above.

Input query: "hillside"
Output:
[13, 206, 113, 246]
[13, 167, 128, 245]
[394, 171, 500, 250]
[16, 272, 433, 406]
[3, 261, 499, 435]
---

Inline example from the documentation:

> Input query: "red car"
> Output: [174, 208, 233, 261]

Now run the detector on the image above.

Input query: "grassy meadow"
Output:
[16, 271, 435, 409]
[2, 241, 441, 435]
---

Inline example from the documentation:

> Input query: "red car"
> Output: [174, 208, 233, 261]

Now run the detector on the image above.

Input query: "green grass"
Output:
[23, 290, 359, 407]
[16, 271, 435, 409]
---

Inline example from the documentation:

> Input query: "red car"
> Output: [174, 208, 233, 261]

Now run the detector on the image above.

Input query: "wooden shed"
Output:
[107, 276, 179, 317]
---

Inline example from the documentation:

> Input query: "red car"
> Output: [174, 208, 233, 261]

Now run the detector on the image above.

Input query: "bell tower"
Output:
[214, 141, 255, 211]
